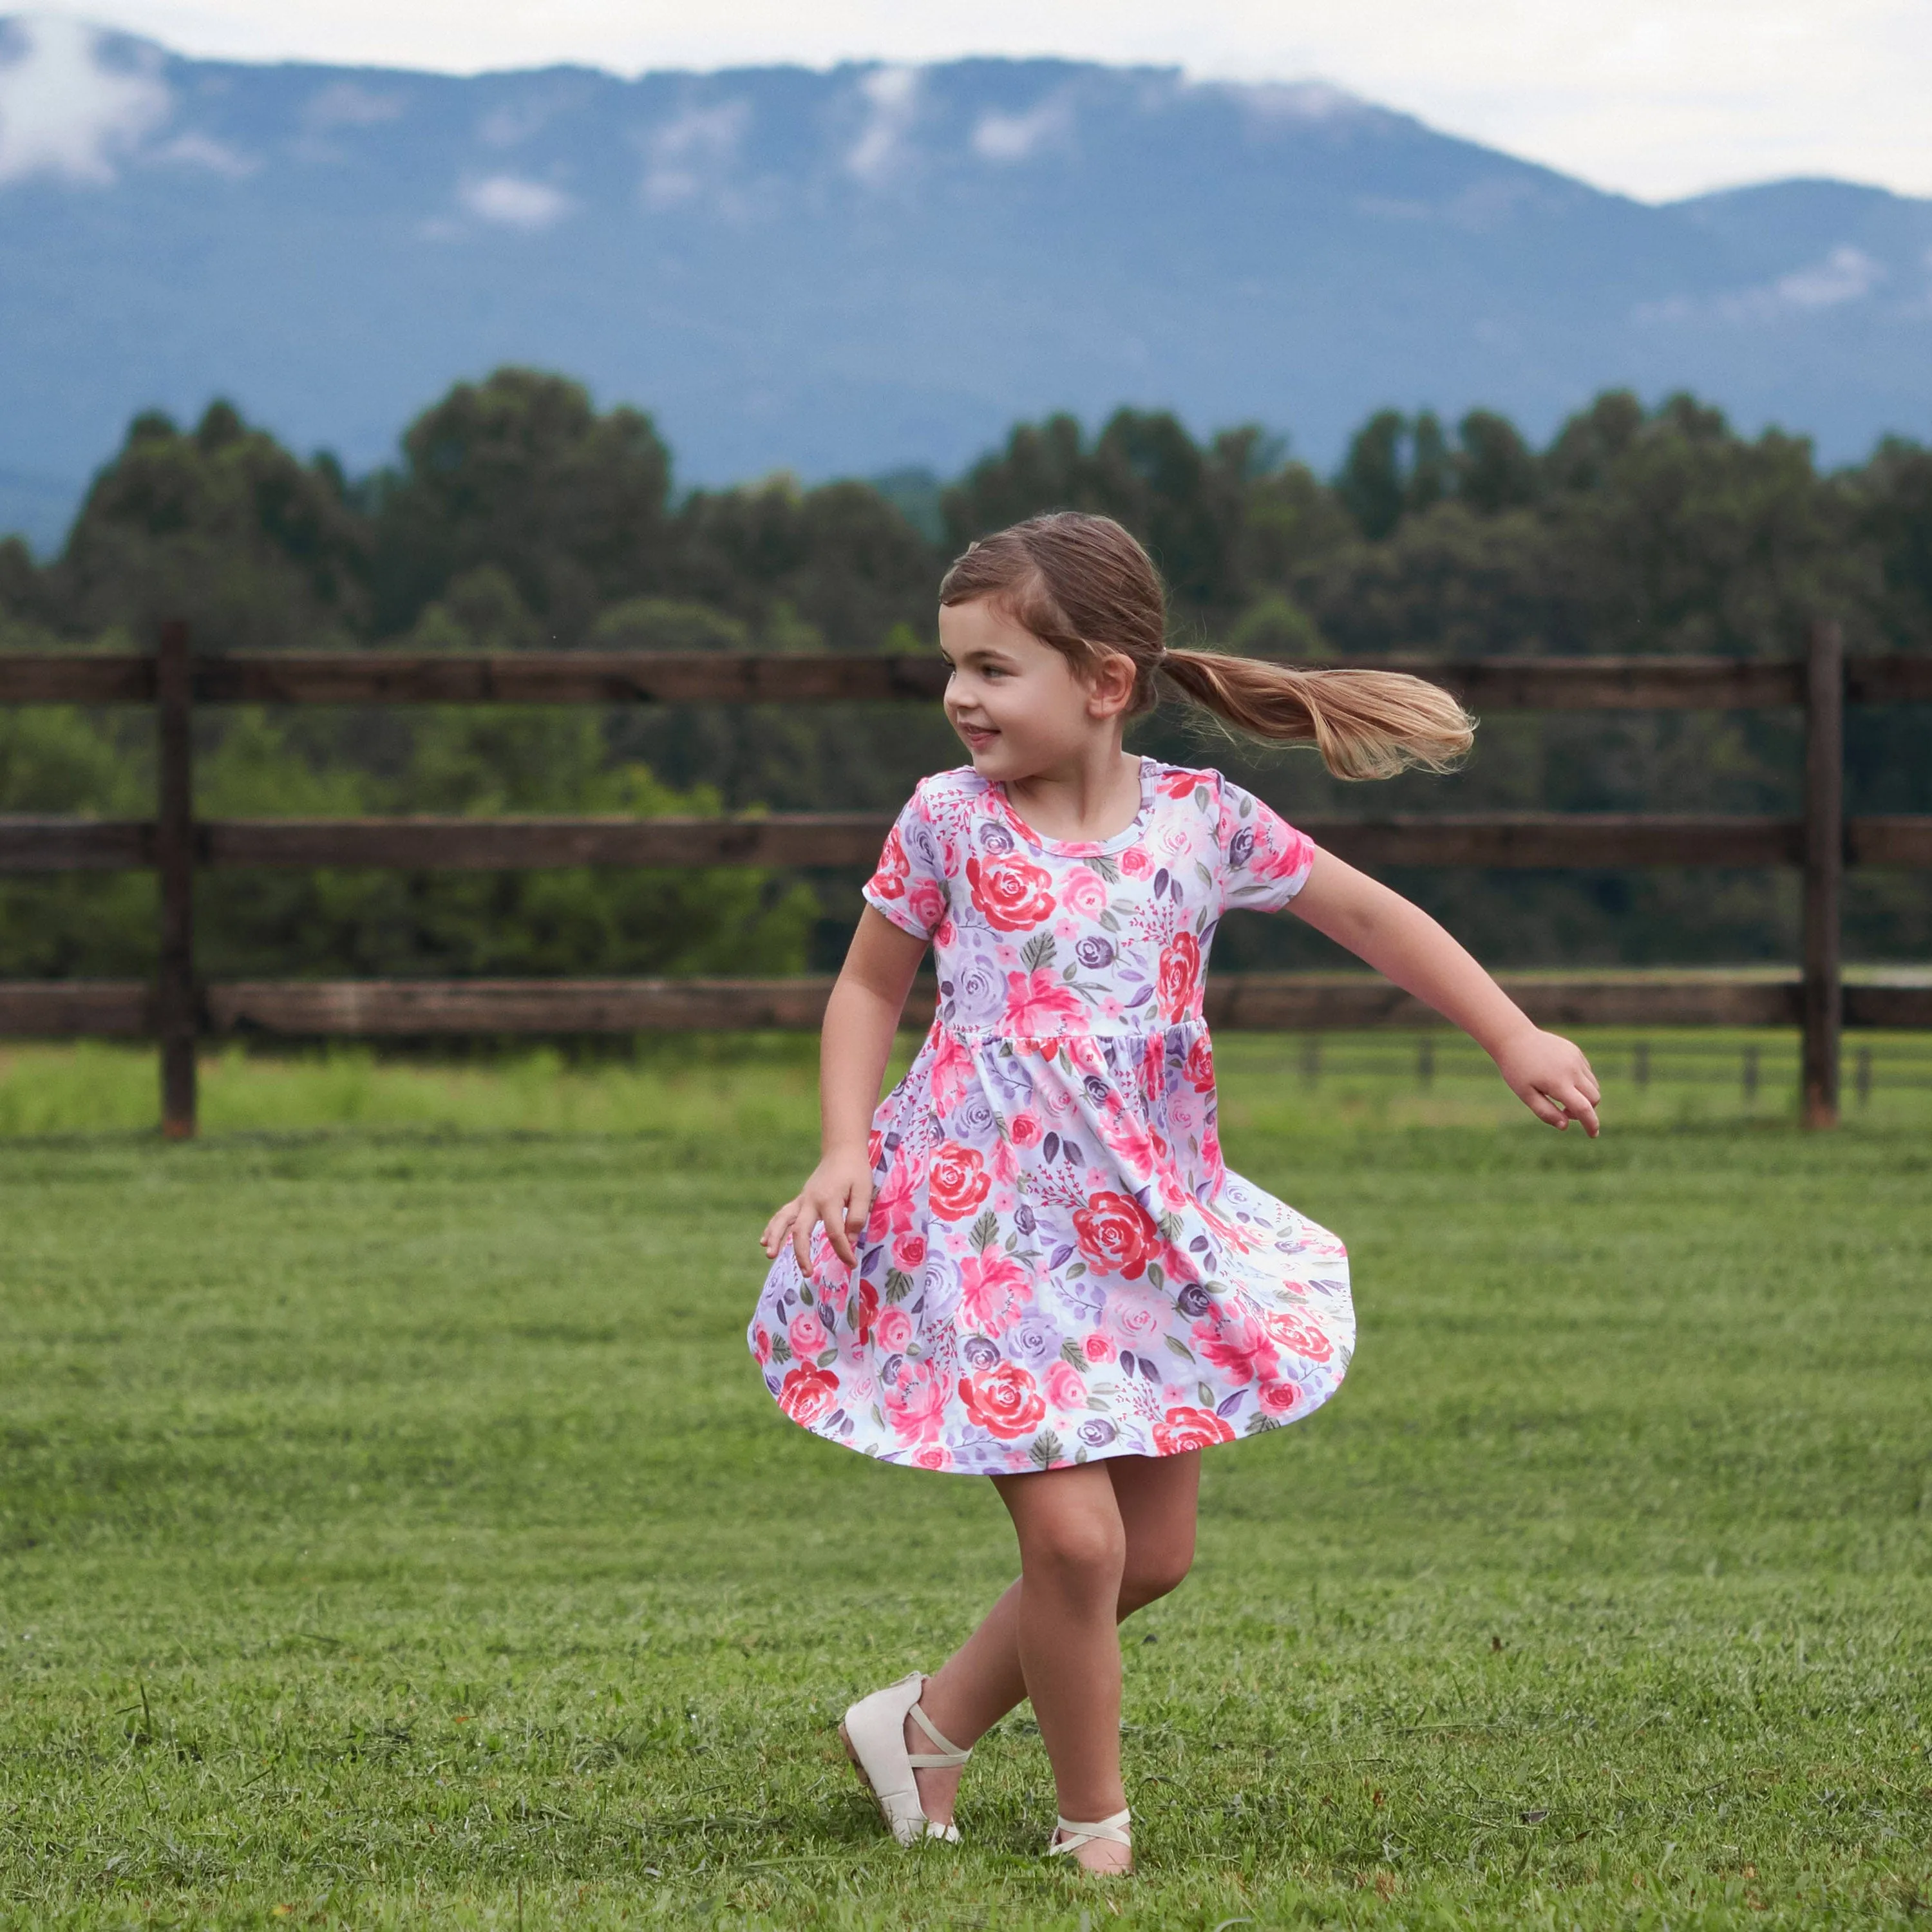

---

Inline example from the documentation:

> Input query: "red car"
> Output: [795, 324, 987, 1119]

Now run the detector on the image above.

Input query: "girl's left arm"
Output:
[1289, 848, 1602, 1135]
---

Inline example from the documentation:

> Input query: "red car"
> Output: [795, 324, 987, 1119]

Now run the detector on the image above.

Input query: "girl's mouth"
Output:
[958, 724, 998, 751]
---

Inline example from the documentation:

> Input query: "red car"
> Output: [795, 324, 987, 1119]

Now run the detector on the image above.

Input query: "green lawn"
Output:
[1, 1045, 1929, 1929]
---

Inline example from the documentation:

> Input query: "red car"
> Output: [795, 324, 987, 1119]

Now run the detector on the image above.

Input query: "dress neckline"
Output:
[990, 757, 1157, 858]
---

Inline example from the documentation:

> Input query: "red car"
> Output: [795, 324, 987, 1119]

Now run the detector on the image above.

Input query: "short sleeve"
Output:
[1217, 777, 1317, 914]
[862, 787, 951, 939]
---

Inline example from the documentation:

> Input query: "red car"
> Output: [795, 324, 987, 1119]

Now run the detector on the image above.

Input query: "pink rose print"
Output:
[1158, 768, 1202, 800]
[911, 1442, 952, 1470]
[1157, 931, 1202, 1021]
[1191, 1310, 1279, 1386]
[1153, 1405, 1235, 1453]
[967, 853, 1056, 932]
[959, 1362, 1047, 1439]
[788, 1310, 829, 1358]
[961, 1252, 1030, 1336]
[891, 1233, 927, 1271]
[1008, 1111, 1043, 1148]
[778, 1363, 840, 1427]
[854, 1278, 878, 1346]
[1108, 1298, 1164, 1346]
[1263, 1309, 1334, 1363]
[1061, 868, 1108, 918]
[1003, 969, 1086, 1039]
[866, 1154, 918, 1238]
[1081, 1331, 1117, 1365]
[752, 1325, 772, 1365]
[1045, 1359, 1087, 1410]
[875, 1305, 913, 1353]
[1119, 847, 1153, 878]
[867, 824, 910, 900]
[1074, 1190, 1160, 1279]
[883, 1357, 949, 1440]
[1184, 1036, 1216, 1093]
[927, 1142, 990, 1220]
[1258, 1380, 1302, 1416]
[907, 877, 946, 934]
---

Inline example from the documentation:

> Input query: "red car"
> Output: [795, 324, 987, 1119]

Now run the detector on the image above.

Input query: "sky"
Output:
[14, 0, 1932, 203]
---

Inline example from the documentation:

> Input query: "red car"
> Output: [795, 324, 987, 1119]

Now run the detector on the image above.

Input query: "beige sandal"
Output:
[838, 1671, 973, 1846]
[1048, 1805, 1133, 1868]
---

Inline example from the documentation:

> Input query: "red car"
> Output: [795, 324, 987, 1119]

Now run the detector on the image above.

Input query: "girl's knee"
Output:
[1118, 1544, 1193, 1615]
[1021, 1510, 1127, 1594]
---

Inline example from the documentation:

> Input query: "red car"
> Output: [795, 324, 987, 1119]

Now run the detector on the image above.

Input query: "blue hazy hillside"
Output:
[3, 17, 1931, 550]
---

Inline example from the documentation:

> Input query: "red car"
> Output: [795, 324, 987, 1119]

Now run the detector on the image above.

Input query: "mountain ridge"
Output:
[2, 17, 1929, 552]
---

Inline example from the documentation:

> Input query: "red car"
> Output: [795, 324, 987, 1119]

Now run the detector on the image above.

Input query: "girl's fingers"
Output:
[1560, 1083, 1601, 1136]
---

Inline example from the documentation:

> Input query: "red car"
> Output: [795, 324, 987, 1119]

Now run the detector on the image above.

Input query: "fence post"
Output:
[155, 620, 198, 1139]
[1801, 618, 1844, 1130]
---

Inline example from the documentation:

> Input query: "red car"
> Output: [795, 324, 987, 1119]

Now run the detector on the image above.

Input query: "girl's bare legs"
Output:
[901, 1452, 1200, 1871]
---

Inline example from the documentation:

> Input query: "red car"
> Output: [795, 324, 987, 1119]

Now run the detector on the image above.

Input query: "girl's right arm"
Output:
[760, 907, 929, 1270]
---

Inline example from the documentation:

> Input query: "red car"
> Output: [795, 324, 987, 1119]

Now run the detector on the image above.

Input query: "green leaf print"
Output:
[1164, 1335, 1196, 1362]
[816, 1348, 839, 1368]
[1147, 1261, 1166, 1290]
[1059, 1339, 1090, 1370]
[770, 1334, 793, 1364]
[1098, 910, 1122, 933]
[1090, 855, 1120, 883]
[1198, 1381, 1216, 1406]
[1021, 933, 1057, 972]
[1028, 1430, 1064, 1470]
[969, 1209, 999, 1253]
[882, 1267, 914, 1303]
[1157, 1211, 1185, 1240]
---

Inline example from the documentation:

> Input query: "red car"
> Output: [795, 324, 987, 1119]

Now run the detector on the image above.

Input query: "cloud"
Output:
[1638, 244, 1891, 327]
[971, 92, 1072, 163]
[459, 171, 572, 229]
[151, 128, 254, 176]
[0, 14, 171, 185]
[846, 64, 918, 184]
[641, 97, 750, 206]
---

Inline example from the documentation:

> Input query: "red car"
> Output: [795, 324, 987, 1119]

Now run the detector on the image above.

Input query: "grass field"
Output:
[2, 1042, 1929, 1929]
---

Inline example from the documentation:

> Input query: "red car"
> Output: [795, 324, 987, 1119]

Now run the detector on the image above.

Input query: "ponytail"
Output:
[941, 511, 1476, 781]
[1156, 648, 1473, 780]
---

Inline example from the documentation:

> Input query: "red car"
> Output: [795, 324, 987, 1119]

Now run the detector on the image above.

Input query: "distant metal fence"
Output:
[0, 620, 1927, 1137]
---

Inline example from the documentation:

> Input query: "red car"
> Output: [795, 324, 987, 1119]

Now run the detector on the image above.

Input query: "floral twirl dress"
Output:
[748, 758, 1354, 1475]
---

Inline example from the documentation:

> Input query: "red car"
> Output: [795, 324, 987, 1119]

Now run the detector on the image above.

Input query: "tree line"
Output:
[0, 368, 1927, 983]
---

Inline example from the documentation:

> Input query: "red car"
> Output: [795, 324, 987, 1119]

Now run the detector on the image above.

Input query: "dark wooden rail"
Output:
[4, 811, 1930, 873]
[3, 648, 1929, 709]
[2, 621, 1927, 1134]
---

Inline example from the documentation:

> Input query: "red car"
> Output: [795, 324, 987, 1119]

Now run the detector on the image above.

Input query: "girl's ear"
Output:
[1086, 649, 1139, 719]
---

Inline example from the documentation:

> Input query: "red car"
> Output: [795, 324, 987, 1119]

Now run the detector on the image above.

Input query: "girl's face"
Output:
[937, 597, 1134, 782]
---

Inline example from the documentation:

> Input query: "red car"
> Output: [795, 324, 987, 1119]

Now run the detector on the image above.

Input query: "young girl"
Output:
[750, 512, 1599, 1874]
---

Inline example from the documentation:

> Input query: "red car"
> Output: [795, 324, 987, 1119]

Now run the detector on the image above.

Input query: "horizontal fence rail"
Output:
[0, 649, 1929, 710]
[3, 812, 1930, 873]
[0, 618, 1926, 1134]
[0, 974, 1926, 1041]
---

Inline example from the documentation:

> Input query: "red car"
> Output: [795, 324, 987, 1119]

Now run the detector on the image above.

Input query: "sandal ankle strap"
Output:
[905, 1693, 972, 1769]
[1049, 1806, 1132, 1853]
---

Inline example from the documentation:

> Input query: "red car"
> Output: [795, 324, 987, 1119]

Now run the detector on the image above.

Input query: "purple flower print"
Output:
[1083, 1074, 1111, 1106]
[978, 823, 1016, 855]
[951, 955, 1005, 1025]
[1075, 936, 1115, 969]
[1078, 1418, 1118, 1447]
[961, 1334, 1001, 1370]
[1013, 1202, 1037, 1235]
[1176, 1282, 1213, 1319]
[1009, 1314, 1060, 1367]
[1229, 826, 1255, 869]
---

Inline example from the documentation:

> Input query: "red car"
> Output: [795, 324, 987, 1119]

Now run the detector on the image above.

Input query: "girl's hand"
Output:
[761, 1146, 876, 1270]
[1494, 1027, 1602, 1135]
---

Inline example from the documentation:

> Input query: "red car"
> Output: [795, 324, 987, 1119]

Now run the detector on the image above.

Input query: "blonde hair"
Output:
[938, 511, 1473, 780]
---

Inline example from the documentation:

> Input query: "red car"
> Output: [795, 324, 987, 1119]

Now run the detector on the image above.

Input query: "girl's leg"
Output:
[904, 1452, 1201, 1857]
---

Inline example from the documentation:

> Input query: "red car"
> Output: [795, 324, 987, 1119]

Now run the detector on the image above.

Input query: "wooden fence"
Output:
[1, 620, 1927, 1138]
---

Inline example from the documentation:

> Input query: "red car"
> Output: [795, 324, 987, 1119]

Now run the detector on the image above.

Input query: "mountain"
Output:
[3, 16, 1931, 552]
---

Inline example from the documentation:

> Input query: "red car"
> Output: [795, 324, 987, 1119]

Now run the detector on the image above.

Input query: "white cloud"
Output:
[0, 14, 171, 185]
[1638, 245, 1891, 327]
[641, 97, 749, 205]
[151, 128, 254, 175]
[1768, 244, 1885, 310]
[460, 172, 572, 228]
[846, 63, 918, 184]
[971, 92, 1071, 162]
